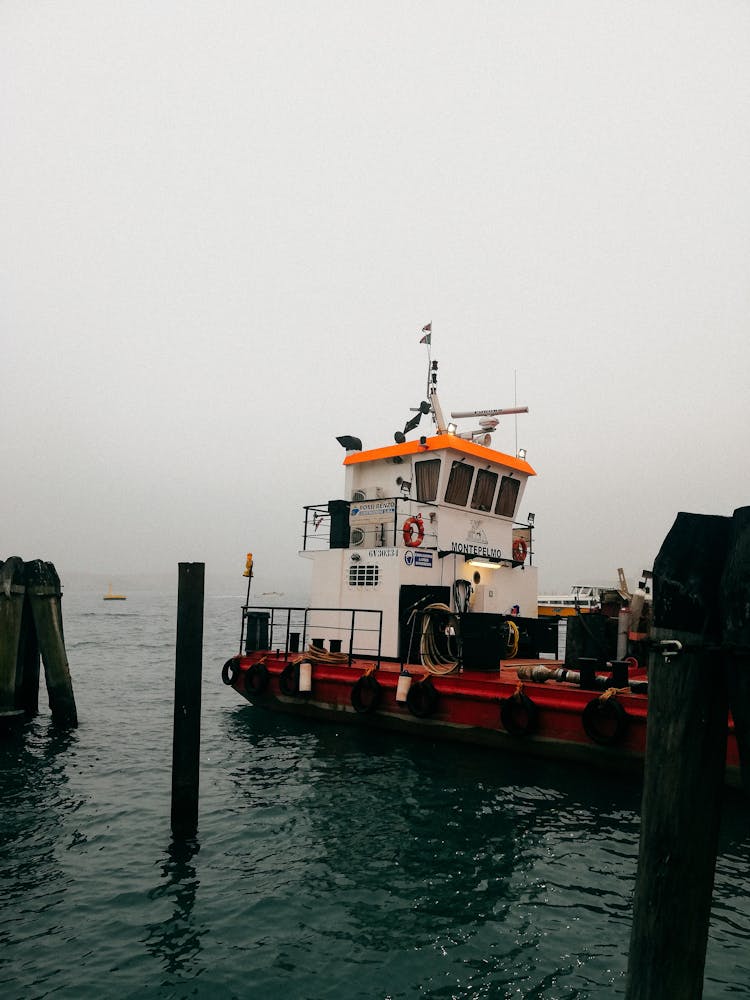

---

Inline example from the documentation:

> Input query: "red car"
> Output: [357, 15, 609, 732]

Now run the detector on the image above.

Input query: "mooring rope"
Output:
[300, 646, 350, 665]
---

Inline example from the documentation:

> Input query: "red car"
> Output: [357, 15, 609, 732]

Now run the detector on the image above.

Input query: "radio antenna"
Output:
[450, 406, 528, 418]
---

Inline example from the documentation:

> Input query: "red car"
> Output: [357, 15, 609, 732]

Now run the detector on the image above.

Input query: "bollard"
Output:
[626, 512, 731, 1000]
[25, 560, 77, 728]
[171, 562, 204, 839]
[577, 658, 598, 691]
[0, 557, 26, 729]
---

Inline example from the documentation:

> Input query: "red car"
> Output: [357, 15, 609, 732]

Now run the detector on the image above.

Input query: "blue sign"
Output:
[404, 550, 433, 568]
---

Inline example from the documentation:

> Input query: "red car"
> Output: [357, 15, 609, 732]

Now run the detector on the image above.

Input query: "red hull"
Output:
[225, 653, 742, 785]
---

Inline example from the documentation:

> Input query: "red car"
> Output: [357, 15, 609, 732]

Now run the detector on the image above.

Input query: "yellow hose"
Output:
[505, 619, 520, 659]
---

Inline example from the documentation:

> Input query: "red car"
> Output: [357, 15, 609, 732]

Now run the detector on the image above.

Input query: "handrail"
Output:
[302, 496, 441, 552]
[241, 604, 384, 668]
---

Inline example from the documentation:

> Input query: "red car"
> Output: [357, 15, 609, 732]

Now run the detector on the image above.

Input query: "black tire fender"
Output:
[279, 662, 300, 697]
[406, 677, 439, 718]
[499, 692, 538, 737]
[244, 662, 269, 694]
[582, 696, 629, 746]
[221, 657, 240, 686]
[350, 673, 383, 714]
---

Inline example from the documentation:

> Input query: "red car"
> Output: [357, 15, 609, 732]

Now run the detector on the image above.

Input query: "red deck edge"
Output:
[227, 652, 741, 786]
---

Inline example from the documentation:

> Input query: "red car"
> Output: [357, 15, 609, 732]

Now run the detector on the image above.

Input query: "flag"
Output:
[419, 322, 431, 344]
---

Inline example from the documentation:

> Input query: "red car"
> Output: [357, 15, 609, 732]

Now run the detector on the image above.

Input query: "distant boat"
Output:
[103, 583, 126, 601]
[537, 585, 602, 617]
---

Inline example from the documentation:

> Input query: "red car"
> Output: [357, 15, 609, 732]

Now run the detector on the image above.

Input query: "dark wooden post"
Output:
[171, 562, 204, 839]
[17, 594, 40, 717]
[0, 557, 26, 729]
[625, 513, 731, 1000]
[721, 506, 750, 793]
[25, 560, 77, 728]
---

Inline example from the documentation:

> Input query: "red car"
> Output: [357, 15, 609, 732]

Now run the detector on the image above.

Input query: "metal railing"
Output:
[302, 497, 440, 552]
[241, 604, 384, 667]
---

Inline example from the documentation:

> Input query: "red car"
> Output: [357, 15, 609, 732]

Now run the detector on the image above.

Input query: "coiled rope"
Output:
[299, 646, 350, 665]
[410, 602, 460, 675]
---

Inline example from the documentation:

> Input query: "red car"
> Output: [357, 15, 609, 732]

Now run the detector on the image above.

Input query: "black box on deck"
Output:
[517, 616, 559, 658]
[564, 613, 617, 667]
[459, 613, 507, 670]
[245, 611, 269, 653]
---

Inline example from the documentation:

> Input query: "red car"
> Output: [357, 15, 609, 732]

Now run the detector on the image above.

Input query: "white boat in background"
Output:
[538, 585, 602, 617]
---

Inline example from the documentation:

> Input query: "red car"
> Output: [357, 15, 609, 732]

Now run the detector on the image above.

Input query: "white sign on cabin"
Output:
[350, 500, 397, 524]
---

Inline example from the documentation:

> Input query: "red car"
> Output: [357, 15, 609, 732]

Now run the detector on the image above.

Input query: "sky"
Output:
[2, 1, 749, 596]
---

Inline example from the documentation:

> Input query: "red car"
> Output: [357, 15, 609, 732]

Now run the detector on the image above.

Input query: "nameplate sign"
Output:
[448, 543, 503, 559]
[350, 500, 396, 524]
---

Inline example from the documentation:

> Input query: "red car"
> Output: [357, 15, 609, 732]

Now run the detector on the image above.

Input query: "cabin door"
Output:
[398, 584, 450, 664]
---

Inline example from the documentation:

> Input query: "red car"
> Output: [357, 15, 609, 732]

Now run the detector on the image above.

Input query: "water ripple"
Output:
[1, 592, 748, 998]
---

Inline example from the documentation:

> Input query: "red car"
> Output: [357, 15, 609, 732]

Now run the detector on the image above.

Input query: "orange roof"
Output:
[343, 434, 536, 476]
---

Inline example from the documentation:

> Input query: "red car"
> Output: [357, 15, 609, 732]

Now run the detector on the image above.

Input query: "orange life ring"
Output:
[512, 538, 528, 563]
[403, 515, 425, 547]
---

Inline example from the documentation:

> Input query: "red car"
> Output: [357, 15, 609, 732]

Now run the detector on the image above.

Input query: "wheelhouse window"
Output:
[470, 469, 498, 512]
[495, 475, 520, 517]
[415, 459, 440, 502]
[445, 460, 474, 506]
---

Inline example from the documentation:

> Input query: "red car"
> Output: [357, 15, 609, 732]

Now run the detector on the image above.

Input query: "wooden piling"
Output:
[0, 557, 26, 729]
[721, 506, 750, 794]
[171, 562, 204, 839]
[625, 513, 731, 1000]
[25, 560, 78, 728]
[17, 593, 40, 717]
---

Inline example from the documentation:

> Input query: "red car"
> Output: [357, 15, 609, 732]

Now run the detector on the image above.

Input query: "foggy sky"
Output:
[3, 1, 749, 596]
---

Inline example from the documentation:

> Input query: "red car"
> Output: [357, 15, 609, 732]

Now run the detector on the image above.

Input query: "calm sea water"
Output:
[1, 589, 749, 999]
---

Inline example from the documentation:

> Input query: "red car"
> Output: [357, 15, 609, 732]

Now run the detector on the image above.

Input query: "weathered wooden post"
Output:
[17, 592, 40, 717]
[0, 557, 26, 729]
[25, 559, 77, 728]
[625, 513, 731, 1000]
[171, 562, 204, 839]
[721, 506, 750, 794]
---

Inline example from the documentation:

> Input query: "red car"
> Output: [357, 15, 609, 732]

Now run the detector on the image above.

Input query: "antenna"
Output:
[450, 406, 528, 418]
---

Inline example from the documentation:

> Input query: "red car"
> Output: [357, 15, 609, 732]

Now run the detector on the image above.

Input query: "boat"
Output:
[103, 583, 126, 601]
[538, 585, 602, 616]
[221, 350, 740, 783]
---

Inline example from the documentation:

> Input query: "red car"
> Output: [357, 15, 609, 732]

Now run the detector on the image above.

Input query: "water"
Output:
[2, 589, 749, 999]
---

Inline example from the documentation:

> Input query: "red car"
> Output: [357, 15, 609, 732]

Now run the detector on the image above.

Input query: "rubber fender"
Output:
[244, 662, 269, 694]
[500, 692, 538, 737]
[582, 696, 629, 746]
[279, 662, 300, 697]
[350, 673, 383, 714]
[221, 657, 240, 686]
[406, 676, 439, 718]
